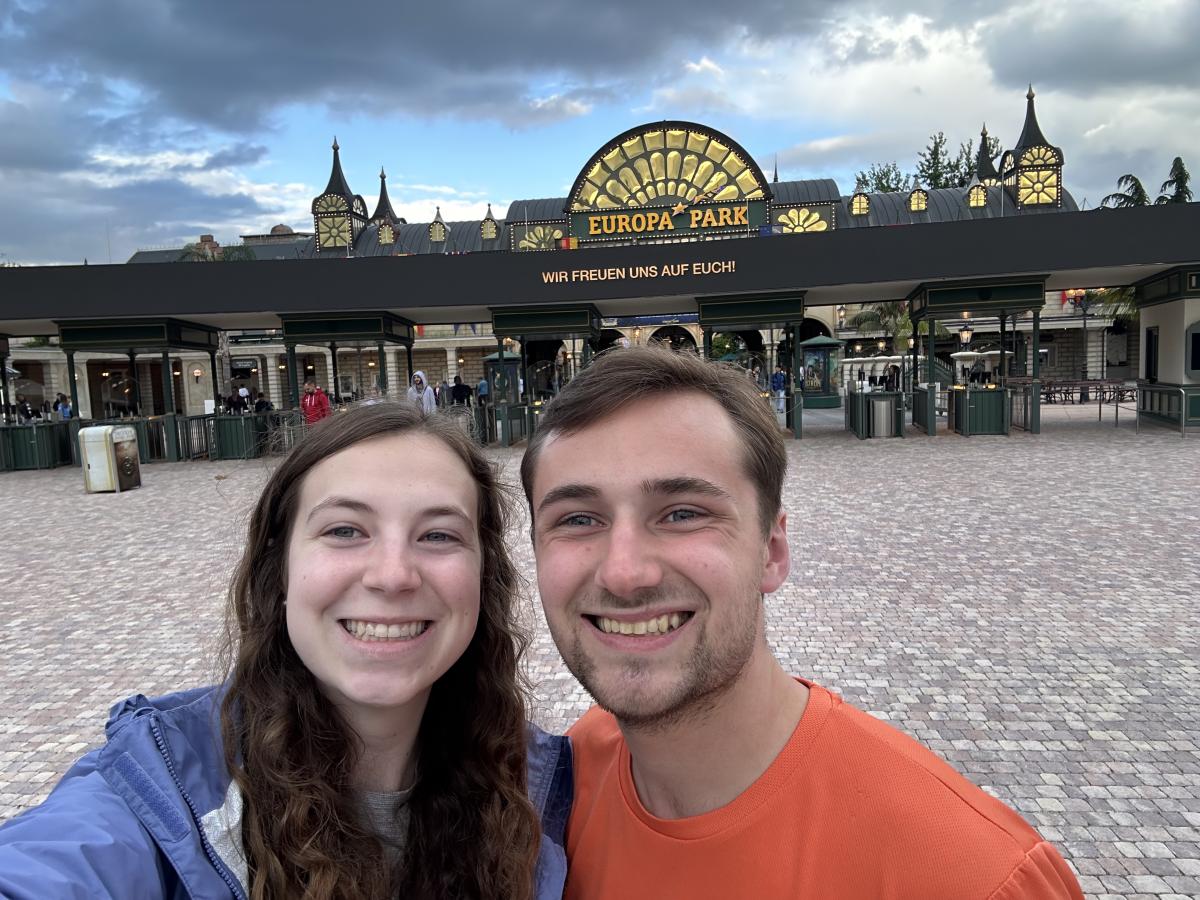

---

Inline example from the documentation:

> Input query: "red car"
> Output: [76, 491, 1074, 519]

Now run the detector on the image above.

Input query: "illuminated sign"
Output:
[570, 200, 767, 242]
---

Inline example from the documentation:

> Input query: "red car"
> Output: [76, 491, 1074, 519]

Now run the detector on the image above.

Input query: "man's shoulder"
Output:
[820, 691, 1045, 853]
[566, 706, 624, 760]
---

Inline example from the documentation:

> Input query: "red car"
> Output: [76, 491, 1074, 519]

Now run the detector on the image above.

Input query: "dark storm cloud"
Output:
[980, 4, 1200, 94]
[0, 0, 836, 131]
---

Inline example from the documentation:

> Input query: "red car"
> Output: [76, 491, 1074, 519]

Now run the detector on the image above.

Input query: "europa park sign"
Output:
[570, 198, 768, 242]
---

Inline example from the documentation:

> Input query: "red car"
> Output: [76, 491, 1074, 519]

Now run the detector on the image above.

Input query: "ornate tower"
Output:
[1000, 87, 1064, 209]
[311, 138, 368, 252]
[974, 124, 1001, 187]
[370, 167, 403, 246]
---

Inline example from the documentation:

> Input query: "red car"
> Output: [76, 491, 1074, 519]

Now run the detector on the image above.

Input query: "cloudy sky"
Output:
[0, 0, 1195, 265]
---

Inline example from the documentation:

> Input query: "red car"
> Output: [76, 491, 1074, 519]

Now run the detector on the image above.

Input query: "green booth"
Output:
[798, 335, 844, 409]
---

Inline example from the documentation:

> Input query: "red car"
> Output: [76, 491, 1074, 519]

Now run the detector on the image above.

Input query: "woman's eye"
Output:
[324, 525, 362, 540]
[421, 530, 457, 543]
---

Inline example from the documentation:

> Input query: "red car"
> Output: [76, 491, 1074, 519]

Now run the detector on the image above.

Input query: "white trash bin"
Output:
[79, 425, 142, 493]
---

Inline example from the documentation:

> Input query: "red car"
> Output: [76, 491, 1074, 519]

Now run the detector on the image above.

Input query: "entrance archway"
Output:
[649, 325, 697, 352]
[595, 328, 626, 354]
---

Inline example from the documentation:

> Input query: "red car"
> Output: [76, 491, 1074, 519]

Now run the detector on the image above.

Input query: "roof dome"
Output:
[269, 224, 295, 235]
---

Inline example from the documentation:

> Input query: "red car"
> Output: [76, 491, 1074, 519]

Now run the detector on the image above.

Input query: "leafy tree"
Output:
[917, 132, 956, 189]
[1093, 287, 1136, 322]
[854, 162, 915, 194]
[1155, 157, 1192, 204]
[950, 134, 1002, 188]
[1101, 174, 1151, 208]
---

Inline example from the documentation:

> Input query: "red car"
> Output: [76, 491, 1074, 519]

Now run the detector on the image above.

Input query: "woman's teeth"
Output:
[594, 612, 691, 635]
[341, 619, 429, 641]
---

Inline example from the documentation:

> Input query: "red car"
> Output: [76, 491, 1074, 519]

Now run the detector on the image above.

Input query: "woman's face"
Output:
[285, 432, 482, 728]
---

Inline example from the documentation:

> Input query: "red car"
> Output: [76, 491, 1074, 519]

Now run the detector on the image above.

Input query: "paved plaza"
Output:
[0, 406, 1197, 899]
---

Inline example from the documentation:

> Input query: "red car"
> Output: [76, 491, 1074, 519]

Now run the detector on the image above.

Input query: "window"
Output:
[968, 185, 987, 208]
[908, 189, 928, 212]
[1186, 320, 1200, 378]
[851, 193, 869, 216]
[480, 217, 499, 240]
[429, 220, 446, 243]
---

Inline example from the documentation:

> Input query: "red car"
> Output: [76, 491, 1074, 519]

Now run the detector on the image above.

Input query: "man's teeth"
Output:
[595, 613, 689, 635]
[341, 619, 429, 641]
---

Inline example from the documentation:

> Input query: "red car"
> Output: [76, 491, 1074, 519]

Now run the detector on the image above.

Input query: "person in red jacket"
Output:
[300, 380, 331, 425]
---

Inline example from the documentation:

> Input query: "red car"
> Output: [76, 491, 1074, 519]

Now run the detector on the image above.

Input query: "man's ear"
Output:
[759, 510, 790, 594]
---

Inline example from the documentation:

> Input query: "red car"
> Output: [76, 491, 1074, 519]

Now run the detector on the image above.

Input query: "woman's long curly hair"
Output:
[220, 402, 540, 899]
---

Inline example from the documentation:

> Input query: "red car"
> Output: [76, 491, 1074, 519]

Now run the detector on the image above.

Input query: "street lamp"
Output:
[958, 324, 974, 345]
[632, 326, 643, 345]
[836, 305, 847, 329]
[853, 342, 862, 354]
[877, 339, 886, 353]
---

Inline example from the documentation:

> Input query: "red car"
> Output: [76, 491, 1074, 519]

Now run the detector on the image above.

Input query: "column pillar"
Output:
[790, 323, 803, 440]
[405, 344, 414, 382]
[0, 339, 10, 424]
[286, 344, 300, 409]
[1031, 310, 1041, 434]
[160, 350, 180, 460]
[386, 348, 404, 399]
[998, 313, 1007, 385]
[126, 350, 141, 415]
[329, 341, 340, 404]
[926, 317, 937, 436]
[377, 341, 388, 394]
[702, 326, 713, 359]
[445, 347, 459, 381]
[65, 350, 81, 420]
[209, 349, 220, 410]
[264, 353, 280, 408]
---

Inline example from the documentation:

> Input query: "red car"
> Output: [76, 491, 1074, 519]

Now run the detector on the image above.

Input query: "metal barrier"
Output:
[1010, 384, 1033, 432]
[1136, 384, 1188, 439]
[177, 415, 215, 459]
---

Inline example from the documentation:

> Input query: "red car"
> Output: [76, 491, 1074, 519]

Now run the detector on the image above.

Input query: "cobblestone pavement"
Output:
[1, 407, 1197, 898]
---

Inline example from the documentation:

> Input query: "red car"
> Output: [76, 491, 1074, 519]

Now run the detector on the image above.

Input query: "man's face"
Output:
[413, 376, 423, 389]
[305, 384, 315, 394]
[531, 392, 789, 729]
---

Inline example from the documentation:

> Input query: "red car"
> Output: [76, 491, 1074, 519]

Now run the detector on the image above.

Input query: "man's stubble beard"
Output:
[551, 580, 762, 735]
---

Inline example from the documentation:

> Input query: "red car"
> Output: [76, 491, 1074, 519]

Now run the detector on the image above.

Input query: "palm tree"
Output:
[1155, 157, 1192, 204]
[177, 243, 256, 262]
[1101, 174, 1151, 208]
[846, 301, 950, 351]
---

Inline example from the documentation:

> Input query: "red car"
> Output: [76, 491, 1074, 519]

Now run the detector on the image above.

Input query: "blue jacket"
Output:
[0, 686, 573, 899]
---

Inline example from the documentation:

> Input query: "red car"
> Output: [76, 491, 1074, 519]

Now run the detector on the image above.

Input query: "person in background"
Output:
[406, 371, 436, 415]
[15, 394, 36, 423]
[301, 380, 331, 425]
[477, 374, 490, 407]
[450, 375, 473, 407]
[253, 391, 274, 414]
[770, 364, 787, 415]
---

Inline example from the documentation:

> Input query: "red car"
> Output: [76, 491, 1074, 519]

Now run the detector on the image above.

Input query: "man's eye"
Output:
[560, 513, 599, 528]
[665, 509, 701, 523]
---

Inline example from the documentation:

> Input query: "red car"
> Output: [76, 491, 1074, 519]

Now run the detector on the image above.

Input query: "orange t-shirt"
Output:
[566, 683, 1083, 900]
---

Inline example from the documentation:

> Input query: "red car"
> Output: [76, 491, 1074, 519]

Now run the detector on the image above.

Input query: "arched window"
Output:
[850, 193, 870, 216]
[378, 222, 395, 245]
[480, 217, 498, 241]
[429, 220, 446, 243]
[908, 189, 928, 212]
[968, 185, 987, 208]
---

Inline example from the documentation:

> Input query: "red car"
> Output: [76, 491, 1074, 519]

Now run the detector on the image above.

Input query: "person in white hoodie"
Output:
[406, 370, 436, 414]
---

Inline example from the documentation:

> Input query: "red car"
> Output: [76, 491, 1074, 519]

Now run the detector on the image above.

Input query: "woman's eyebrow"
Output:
[305, 496, 374, 523]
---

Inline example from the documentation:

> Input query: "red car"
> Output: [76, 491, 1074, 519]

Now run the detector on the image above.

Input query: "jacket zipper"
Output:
[149, 714, 247, 900]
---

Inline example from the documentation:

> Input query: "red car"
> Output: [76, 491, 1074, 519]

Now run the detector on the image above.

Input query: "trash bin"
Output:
[870, 396, 895, 438]
[79, 425, 142, 493]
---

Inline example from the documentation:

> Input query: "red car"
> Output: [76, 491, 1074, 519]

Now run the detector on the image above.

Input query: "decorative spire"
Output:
[322, 135, 355, 199]
[974, 123, 1000, 184]
[1014, 84, 1050, 151]
[370, 166, 400, 225]
[773, 155, 779, 184]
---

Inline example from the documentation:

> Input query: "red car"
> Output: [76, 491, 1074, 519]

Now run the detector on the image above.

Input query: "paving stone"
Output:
[0, 406, 1197, 900]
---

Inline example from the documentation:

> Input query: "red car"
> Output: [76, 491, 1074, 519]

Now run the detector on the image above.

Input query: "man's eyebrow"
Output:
[305, 496, 374, 523]
[537, 483, 600, 514]
[642, 476, 733, 501]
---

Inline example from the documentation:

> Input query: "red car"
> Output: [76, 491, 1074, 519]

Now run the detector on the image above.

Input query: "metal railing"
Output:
[1136, 384, 1188, 439]
[1010, 384, 1033, 432]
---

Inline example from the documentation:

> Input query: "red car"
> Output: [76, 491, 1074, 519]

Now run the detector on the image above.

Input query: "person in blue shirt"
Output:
[477, 374, 490, 406]
[770, 364, 788, 415]
[0, 402, 571, 900]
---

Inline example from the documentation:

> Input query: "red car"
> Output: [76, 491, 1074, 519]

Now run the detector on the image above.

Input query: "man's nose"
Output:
[361, 540, 422, 595]
[594, 520, 663, 599]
